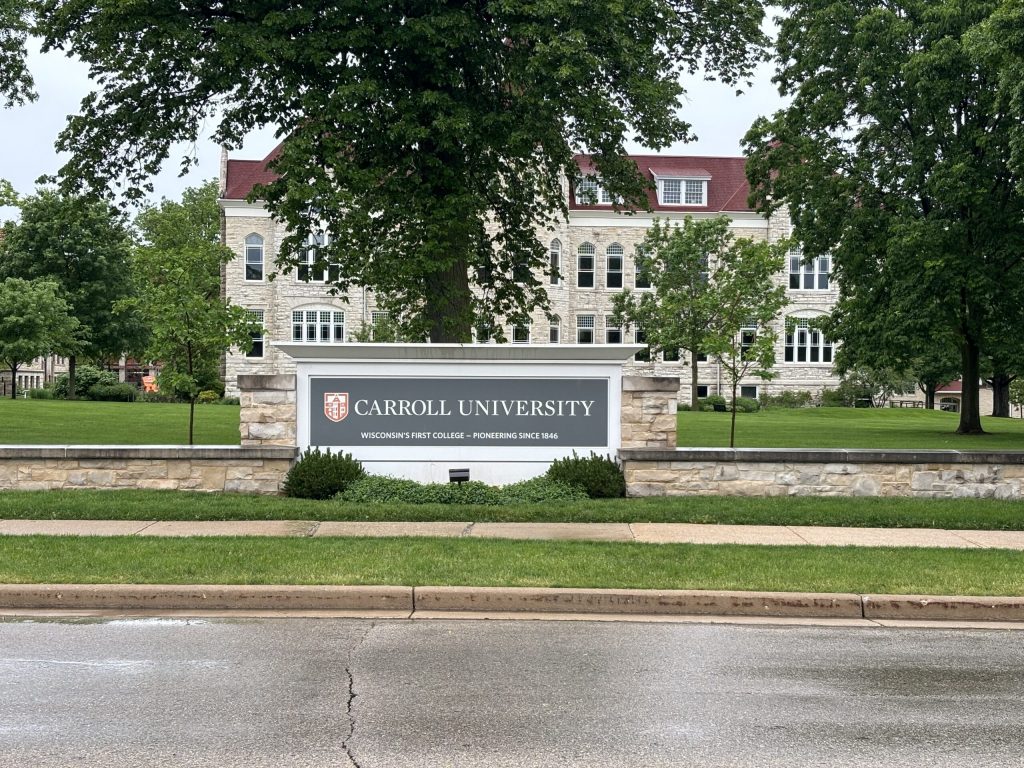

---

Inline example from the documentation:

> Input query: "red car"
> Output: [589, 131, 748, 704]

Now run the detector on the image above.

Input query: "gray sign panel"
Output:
[309, 377, 608, 447]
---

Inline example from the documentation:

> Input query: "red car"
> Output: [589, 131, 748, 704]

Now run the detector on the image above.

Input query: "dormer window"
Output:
[575, 177, 617, 205]
[652, 169, 710, 206]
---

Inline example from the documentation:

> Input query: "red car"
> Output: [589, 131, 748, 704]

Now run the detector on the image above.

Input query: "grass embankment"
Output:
[3, 489, 1024, 530]
[2, 536, 1021, 595]
[0, 399, 240, 445]
[679, 407, 1024, 449]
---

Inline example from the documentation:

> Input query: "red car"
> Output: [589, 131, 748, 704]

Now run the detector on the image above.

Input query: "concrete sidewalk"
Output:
[3, 518, 1024, 549]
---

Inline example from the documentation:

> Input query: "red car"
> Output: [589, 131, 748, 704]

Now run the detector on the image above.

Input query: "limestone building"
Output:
[219, 147, 840, 400]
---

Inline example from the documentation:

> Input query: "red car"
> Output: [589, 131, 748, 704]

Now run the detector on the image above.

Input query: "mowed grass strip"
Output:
[2, 536, 1023, 596]
[679, 407, 1024, 449]
[3, 489, 1024, 531]
[0, 399, 241, 445]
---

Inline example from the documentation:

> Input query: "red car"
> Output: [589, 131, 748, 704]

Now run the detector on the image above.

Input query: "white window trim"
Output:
[788, 248, 832, 291]
[653, 175, 710, 207]
[511, 323, 531, 344]
[245, 309, 265, 358]
[291, 307, 346, 344]
[605, 244, 624, 290]
[577, 243, 596, 290]
[244, 233, 265, 283]
[784, 317, 834, 365]
[576, 314, 596, 344]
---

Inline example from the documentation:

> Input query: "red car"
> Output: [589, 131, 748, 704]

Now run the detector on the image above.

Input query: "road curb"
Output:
[3, 585, 1024, 622]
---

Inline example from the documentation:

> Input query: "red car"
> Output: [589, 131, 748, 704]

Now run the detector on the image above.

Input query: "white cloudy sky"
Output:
[0, 39, 786, 222]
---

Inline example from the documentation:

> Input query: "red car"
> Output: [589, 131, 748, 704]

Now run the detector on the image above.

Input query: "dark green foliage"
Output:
[52, 365, 117, 399]
[759, 390, 814, 409]
[218, 396, 240, 406]
[699, 395, 728, 412]
[545, 452, 626, 499]
[197, 390, 219, 404]
[818, 388, 847, 408]
[27, 387, 52, 399]
[139, 390, 183, 404]
[283, 448, 366, 500]
[337, 475, 587, 505]
[733, 397, 760, 413]
[86, 383, 137, 402]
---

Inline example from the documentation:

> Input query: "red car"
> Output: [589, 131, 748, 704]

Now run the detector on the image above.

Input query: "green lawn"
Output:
[2, 535, 1022, 595]
[0, 399, 241, 444]
[3, 489, 1024, 530]
[679, 407, 1024, 449]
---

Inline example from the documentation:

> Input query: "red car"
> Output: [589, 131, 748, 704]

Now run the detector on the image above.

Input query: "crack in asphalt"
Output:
[340, 622, 375, 768]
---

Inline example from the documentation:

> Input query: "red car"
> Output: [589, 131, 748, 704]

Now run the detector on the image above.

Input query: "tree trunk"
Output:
[424, 256, 473, 343]
[9, 364, 18, 399]
[188, 398, 196, 445]
[67, 355, 77, 400]
[729, 378, 738, 449]
[690, 350, 700, 411]
[990, 373, 1013, 418]
[956, 338, 984, 434]
[919, 381, 936, 410]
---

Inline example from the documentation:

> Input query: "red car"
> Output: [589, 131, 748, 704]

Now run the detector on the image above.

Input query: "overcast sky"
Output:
[0, 40, 786, 223]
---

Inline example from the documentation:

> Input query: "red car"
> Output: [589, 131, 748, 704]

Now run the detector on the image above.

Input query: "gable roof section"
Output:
[571, 154, 752, 213]
[223, 143, 283, 200]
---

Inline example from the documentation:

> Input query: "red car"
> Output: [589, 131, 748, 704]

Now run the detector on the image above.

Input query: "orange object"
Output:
[142, 375, 158, 393]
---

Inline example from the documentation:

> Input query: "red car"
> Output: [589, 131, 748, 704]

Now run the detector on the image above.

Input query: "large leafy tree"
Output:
[0, 190, 143, 397]
[127, 182, 259, 444]
[745, 0, 1024, 435]
[612, 216, 787, 446]
[32, 0, 767, 342]
[0, 0, 33, 107]
[0, 277, 79, 399]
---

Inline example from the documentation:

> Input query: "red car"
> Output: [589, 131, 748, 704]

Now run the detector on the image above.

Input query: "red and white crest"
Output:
[324, 392, 349, 423]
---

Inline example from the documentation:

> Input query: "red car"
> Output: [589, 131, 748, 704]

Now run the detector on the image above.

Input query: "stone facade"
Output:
[619, 448, 1024, 499]
[219, 152, 840, 401]
[239, 374, 297, 447]
[620, 376, 679, 449]
[0, 446, 297, 494]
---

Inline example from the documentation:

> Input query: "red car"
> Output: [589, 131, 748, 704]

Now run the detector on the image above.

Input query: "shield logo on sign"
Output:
[324, 392, 349, 423]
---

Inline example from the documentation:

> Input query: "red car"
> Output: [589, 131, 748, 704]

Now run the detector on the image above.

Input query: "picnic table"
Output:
[889, 399, 924, 408]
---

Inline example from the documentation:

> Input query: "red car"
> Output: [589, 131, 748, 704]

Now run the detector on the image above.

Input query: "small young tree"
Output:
[126, 183, 260, 443]
[613, 216, 788, 445]
[0, 278, 79, 399]
[1010, 379, 1024, 419]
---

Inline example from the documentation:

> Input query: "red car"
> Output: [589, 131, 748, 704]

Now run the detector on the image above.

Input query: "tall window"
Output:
[244, 234, 264, 281]
[634, 329, 650, 361]
[577, 243, 595, 288]
[606, 243, 623, 289]
[549, 239, 561, 285]
[661, 179, 682, 204]
[576, 178, 600, 204]
[634, 246, 651, 289]
[292, 309, 344, 343]
[785, 319, 834, 363]
[740, 324, 757, 360]
[549, 323, 560, 343]
[789, 247, 831, 290]
[605, 316, 622, 344]
[370, 311, 391, 341]
[576, 315, 595, 344]
[684, 179, 706, 205]
[297, 232, 335, 283]
[246, 310, 265, 358]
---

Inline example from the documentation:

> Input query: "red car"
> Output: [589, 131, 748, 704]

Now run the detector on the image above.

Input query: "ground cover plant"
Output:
[2, 536, 1022, 596]
[678, 407, 1024, 449]
[4, 489, 1024, 531]
[0, 399, 240, 444]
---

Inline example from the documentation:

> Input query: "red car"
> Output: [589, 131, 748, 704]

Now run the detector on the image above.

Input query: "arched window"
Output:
[244, 234, 264, 281]
[549, 239, 561, 285]
[577, 243, 595, 288]
[785, 318, 833, 363]
[291, 307, 345, 343]
[606, 243, 623, 288]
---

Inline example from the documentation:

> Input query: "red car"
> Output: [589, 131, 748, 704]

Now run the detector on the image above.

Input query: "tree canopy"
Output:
[127, 181, 259, 444]
[744, 0, 1024, 435]
[28, 0, 767, 341]
[0, 0, 34, 107]
[0, 277, 79, 398]
[0, 190, 143, 396]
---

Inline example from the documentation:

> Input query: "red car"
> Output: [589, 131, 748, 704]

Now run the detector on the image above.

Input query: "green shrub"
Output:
[28, 388, 53, 400]
[87, 383, 138, 402]
[733, 396, 760, 413]
[197, 390, 220, 404]
[219, 396, 240, 406]
[139, 390, 183, 403]
[52, 365, 118, 399]
[698, 394, 727, 412]
[545, 451, 625, 498]
[818, 387, 847, 408]
[283, 448, 366, 500]
[337, 475, 587, 505]
[759, 390, 814, 409]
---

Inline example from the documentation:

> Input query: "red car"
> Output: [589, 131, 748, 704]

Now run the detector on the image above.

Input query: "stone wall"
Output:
[239, 374, 297, 447]
[0, 446, 297, 494]
[620, 448, 1024, 498]
[620, 376, 679, 449]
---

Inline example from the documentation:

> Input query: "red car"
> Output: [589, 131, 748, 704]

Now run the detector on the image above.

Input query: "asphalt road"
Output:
[1, 617, 1023, 767]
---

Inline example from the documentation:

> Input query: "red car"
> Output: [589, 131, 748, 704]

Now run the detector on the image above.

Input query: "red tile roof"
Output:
[222, 146, 753, 213]
[571, 154, 753, 213]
